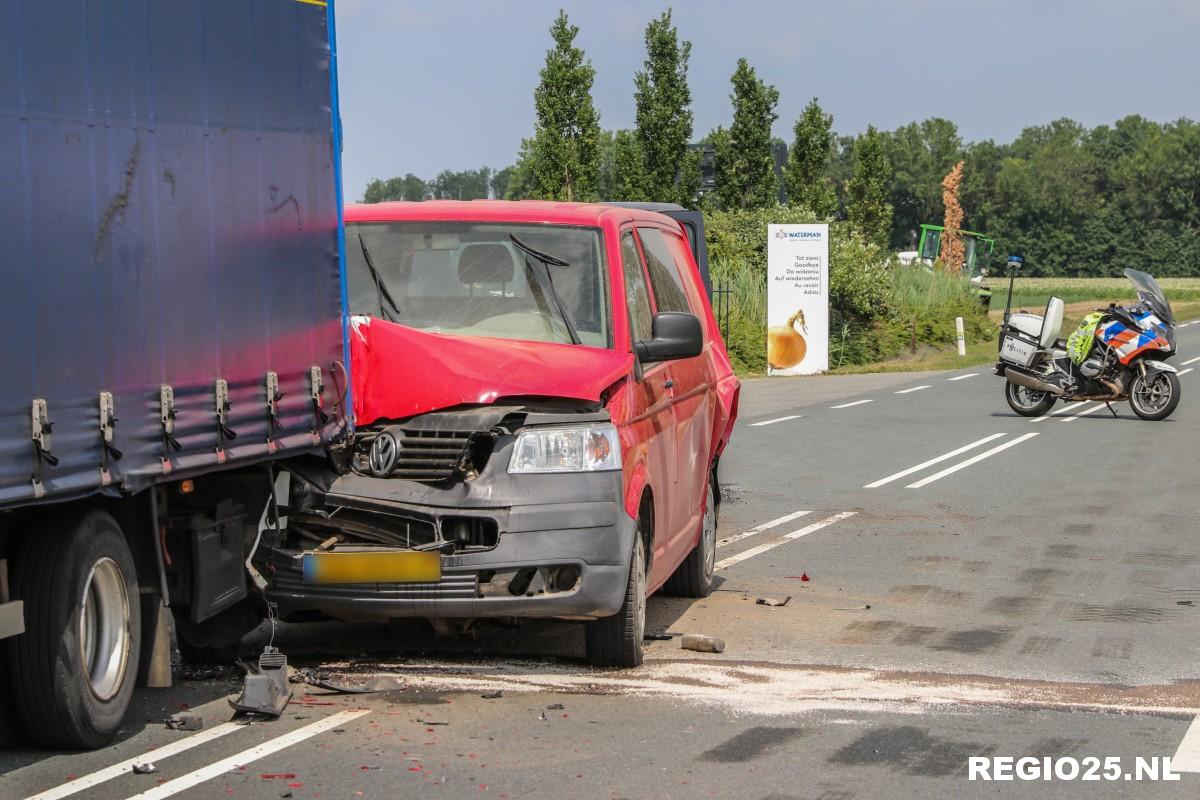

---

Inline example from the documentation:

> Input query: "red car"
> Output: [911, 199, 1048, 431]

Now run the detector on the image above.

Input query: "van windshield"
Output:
[346, 222, 611, 348]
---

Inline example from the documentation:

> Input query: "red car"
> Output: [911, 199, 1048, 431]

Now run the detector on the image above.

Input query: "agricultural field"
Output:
[998, 276, 1200, 310]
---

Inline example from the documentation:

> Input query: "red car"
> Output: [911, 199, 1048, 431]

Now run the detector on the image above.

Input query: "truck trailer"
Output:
[0, 0, 347, 748]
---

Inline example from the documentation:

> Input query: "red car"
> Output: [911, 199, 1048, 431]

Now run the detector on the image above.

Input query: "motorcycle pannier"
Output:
[999, 327, 1039, 367]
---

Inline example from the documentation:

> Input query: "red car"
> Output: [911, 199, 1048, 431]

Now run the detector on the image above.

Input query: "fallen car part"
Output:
[680, 634, 725, 653]
[755, 596, 791, 607]
[229, 647, 292, 718]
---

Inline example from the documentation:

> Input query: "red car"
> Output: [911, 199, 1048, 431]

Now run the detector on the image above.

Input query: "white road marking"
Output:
[1179, 368, 1194, 376]
[23, 723, 246, 800]
[1174, 716, 1200, 772]
[122, 709, 371, 800]
[1182, 356, 1200, 365]
[947, 373, 978, 381]
[906, 433, 1040, 489]
[717, 510, 812, 548]
[750, 415, 802, 427]
[714, 512, 856, 572]
[1061, 403, 1109, 422]
[863, 433, 1008, 489]
[1030, 401, 1093, 422]
[894, 385, 931, 394]
[830, 399, 874, 409]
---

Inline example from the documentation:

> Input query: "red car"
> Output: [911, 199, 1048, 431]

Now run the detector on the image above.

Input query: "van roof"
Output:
[345, 199, 676, 227]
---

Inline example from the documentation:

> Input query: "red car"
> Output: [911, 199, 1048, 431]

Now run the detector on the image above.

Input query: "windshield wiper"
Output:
[510, 235, 581, 345]
[357, 234, 402, 323]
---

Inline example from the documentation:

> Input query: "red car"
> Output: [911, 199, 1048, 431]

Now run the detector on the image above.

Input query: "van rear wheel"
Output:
[662, 474, 717, 598]
[9, 509, 140, 749]
[584, 527, 645, 668]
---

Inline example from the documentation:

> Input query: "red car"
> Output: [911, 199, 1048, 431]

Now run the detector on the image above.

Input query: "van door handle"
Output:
[664, 379, 674, 389]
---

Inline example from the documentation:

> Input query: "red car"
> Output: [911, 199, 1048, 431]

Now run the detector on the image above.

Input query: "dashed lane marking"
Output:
[947, 373, 979, 381]
[1179, 367, 1194, 376]
[1174, 716, 1200, 772]
[1031, 401, 1094, 422]
[1061, 403, 1109, 422]
[830, 399, 874, 409]
[1182, 355, 1200, 365]
[122, 710, 371, 800]
[906, 432, 1040, 489]
[714, 512, 856, 572]
[24, 724, 247, 800]
[894, 385, 931, 394]
[864, 433, 1007, 488]
[717, 510, 812, 548]
[749, 414, 803, 427]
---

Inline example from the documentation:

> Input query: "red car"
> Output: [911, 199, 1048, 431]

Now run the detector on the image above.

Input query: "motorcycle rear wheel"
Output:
[1128, 370, 1180, 421]
[1005, 382, 1056, 417]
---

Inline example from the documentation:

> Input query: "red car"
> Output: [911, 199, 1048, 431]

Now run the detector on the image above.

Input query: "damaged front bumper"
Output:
[259, 440, 635, 623]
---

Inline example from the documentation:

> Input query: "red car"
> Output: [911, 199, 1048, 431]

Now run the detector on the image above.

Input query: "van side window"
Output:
[620, 231, 654, 343]
[636, 227, 692, 314]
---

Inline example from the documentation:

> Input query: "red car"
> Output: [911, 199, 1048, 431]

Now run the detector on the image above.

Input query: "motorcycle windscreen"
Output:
[1124, 268, 1173, 325]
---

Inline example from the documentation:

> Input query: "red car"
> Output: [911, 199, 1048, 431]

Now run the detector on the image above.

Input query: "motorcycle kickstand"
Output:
[1105, 401, 1119, 418]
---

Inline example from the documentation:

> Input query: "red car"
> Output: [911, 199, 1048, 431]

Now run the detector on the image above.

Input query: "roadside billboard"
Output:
[767, 224, 829, 375]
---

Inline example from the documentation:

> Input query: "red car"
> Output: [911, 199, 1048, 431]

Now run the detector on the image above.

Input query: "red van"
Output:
[262, 201, 739, 667]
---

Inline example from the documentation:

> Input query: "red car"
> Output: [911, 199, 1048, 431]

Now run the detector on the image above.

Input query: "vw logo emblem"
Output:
[368, 433, 398, 476]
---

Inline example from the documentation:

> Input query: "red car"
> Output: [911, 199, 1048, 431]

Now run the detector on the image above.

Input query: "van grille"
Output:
[389, 428, 472, 481]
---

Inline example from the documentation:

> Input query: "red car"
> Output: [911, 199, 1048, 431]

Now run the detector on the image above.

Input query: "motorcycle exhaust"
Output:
[1005, 368, 1065, 397]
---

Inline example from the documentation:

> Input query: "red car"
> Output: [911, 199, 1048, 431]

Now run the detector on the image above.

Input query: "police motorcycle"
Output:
[994, 256, 1181, 421]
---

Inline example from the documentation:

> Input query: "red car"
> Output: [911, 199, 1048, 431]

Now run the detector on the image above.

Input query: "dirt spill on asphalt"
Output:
[299, 657, 1200, 719]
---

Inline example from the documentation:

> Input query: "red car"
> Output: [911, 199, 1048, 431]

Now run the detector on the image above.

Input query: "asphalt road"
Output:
[5, 320, 1200, 799]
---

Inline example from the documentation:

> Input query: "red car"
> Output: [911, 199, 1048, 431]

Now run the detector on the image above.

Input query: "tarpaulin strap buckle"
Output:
[309, 366, 329, 435]
[30, 399, 58, 497]
[215, 378, 237, 462]
[266, 371, 285, 433]
[98, 391, 123, 486]
[159, 385, 182, 473]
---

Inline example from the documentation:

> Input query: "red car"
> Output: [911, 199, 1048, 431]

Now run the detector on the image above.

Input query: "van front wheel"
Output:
[585, 528, 645, 668]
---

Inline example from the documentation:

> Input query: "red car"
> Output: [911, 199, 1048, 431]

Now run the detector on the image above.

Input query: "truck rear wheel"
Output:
[9, 509, 140, 749]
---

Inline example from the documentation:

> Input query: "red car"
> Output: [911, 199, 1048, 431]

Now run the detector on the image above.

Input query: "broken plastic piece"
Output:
[481, 690, 503, 699]
[166, 711, 203, 731]
[132, 762, 157, 775]
[800, 572, 809, 581]
[229, 647, 292, 718]
[643, 632, 673, 641]
[680, 634, 725, 653]
[756, 596, 791, 607]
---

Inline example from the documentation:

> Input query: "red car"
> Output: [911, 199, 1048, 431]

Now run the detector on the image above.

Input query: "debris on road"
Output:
[546, 703, 565, 710]
[681, 634, 725, 653]
[419, 719, 449, 726]
[834, 604, 872, 611]
[755, 596, 791, 607]
[481, 690, 504, 699]
[643, 632, 674, 641]
[165, 711, 204, 731]
[131, 762, 157, 775]
[260, 773, 298, 780]
[297, 671, 406, 694]
[230, 648, 292, 718]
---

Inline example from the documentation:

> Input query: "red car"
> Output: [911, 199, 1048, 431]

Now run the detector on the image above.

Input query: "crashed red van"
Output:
[262, 200, 738, 666]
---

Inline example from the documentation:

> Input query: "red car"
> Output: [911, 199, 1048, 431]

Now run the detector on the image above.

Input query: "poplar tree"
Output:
[784, 98, 838, 216]
[713, 59, 779, 210]
[847, 125, 894, 247]
[530, 11, 601, 201]
[633, 10, 699, 205]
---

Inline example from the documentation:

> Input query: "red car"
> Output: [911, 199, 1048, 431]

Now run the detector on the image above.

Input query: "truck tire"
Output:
[661, 474, 717, 598]
[0, 651, 23, 747]
[584, 528, 645, 668]
[10, 509, 140, 749]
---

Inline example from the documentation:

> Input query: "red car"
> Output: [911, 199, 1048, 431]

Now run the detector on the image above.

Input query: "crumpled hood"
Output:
[350, 317, 634, 425]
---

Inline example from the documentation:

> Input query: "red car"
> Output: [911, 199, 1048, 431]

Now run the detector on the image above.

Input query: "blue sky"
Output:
[334, 0, 1200, 201]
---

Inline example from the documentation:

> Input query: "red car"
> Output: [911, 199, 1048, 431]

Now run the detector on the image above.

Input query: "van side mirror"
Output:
[635, 312, 703, 363]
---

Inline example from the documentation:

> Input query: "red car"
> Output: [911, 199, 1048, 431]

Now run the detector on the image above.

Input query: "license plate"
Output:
[1000, 335, 1037, 366]
[302, 551, 442, 584]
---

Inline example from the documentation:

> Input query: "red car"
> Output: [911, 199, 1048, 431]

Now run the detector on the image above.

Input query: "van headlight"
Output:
[508, 423, 622, 474]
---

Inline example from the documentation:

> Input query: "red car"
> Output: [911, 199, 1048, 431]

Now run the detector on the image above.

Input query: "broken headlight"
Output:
[508, 423, 621, 474]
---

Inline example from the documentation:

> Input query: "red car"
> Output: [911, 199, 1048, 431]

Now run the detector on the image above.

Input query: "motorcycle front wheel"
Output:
[1005, 382, 1056, 417]
[1128, 370, 1181, 421]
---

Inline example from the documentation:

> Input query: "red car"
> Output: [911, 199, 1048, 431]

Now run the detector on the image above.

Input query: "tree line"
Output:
[362, 9, 1200, 278]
